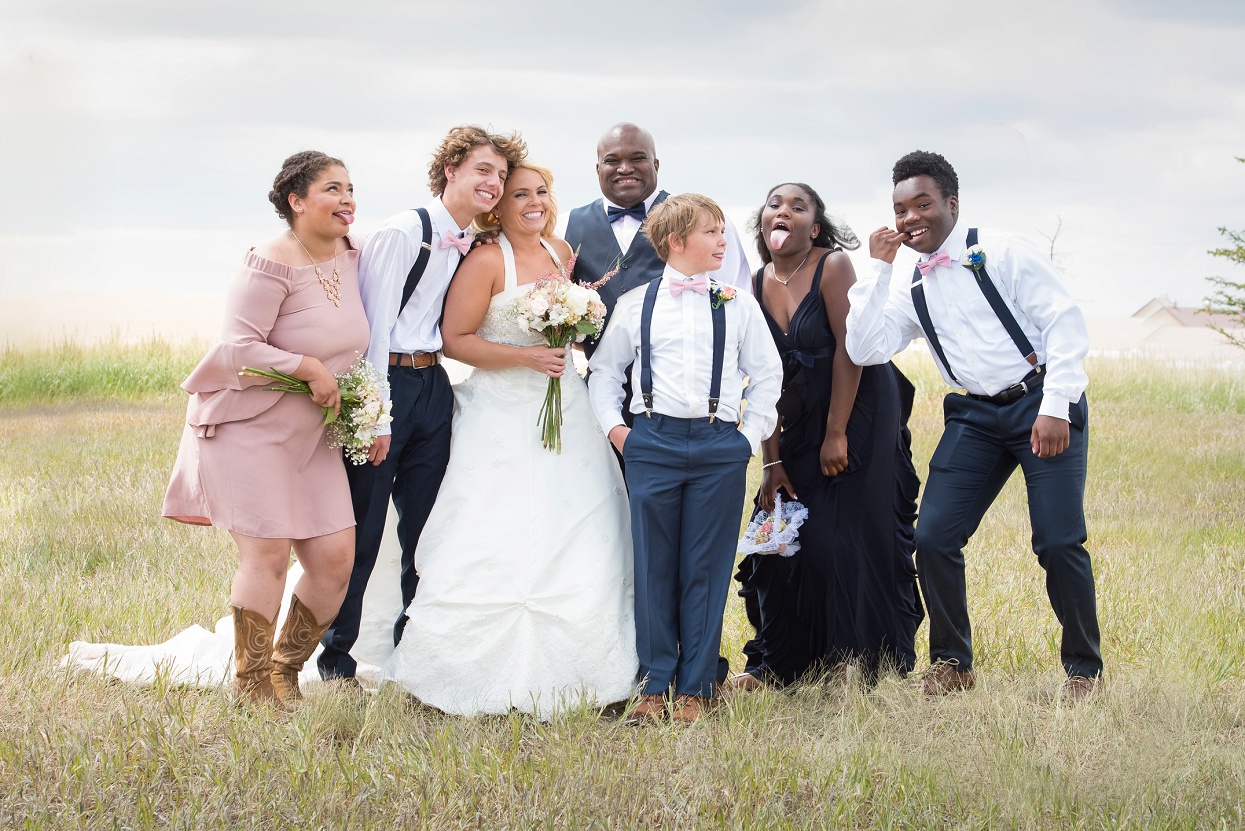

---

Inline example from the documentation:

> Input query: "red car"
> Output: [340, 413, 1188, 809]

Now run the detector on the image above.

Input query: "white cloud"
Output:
[1, 0, 1243, 315]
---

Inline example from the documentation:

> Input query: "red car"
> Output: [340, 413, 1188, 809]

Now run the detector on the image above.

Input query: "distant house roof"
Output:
[1131, 297, 1242, 329]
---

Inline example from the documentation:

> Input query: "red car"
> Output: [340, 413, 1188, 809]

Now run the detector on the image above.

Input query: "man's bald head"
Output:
[596, 122, 660, 207]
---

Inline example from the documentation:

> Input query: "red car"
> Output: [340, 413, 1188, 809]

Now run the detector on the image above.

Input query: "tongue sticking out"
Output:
[769, 228, 790, 251]
[335, 212, 355, 225]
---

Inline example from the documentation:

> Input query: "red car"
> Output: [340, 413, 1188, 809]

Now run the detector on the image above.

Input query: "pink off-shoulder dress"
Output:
[163, 241, 370, 539]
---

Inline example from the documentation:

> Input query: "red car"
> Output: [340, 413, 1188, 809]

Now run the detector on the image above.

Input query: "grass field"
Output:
[1, 340, 1243, 829]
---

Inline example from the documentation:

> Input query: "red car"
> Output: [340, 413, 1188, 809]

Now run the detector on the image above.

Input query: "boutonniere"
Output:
[961, 245, 986, 279]
[709, 282, 737, 310]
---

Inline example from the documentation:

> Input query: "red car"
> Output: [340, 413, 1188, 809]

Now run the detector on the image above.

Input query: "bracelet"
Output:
[762, 460, 783, 469]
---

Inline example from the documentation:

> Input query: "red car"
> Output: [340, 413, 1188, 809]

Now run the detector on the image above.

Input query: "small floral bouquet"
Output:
[737, 493, 809, 557]
[240, 355, 393, 465]
[514, 252, 614, 453]
[709, 282, 736, 310]
[961, 244, 986, 279]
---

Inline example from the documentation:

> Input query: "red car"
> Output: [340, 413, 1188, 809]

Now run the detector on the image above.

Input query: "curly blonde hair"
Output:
[471, 163, 559, 238]
[428, 125, 528, 196]
[642, 193, 725, 262]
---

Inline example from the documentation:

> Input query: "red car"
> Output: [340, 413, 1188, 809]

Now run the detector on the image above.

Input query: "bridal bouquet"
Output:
[737, 494, 809, 557]
[514, 252, 612, 453]
[240, 356, 393, 465]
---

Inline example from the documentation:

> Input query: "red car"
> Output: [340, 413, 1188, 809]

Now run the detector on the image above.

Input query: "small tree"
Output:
[1203, 157, 1245, 349]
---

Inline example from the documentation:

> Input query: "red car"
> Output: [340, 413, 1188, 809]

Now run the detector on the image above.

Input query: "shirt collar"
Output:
[924, 219, 967, 262]
[663, 264, 708, 284]
[602, 190, 661, 215]
[427, 195, 465, 238]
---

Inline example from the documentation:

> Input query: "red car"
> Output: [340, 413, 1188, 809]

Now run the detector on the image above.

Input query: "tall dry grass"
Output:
[1, 342, 1243, 829]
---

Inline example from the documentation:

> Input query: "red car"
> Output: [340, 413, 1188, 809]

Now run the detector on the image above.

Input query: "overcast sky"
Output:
[2, 0, 1243, 316]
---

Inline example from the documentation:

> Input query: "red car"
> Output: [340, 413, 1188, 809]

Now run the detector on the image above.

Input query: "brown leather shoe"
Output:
[721, 672, 762, 692]
[630, 693, 667, 722]
[919, 660, 977, 696]
[1059, 675, 1098, 703]
[671, 694, 717, 724]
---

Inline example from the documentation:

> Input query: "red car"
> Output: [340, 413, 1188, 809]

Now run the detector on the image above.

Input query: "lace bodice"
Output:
[477, 287, 545, 347]
[474, 234, 563, 348]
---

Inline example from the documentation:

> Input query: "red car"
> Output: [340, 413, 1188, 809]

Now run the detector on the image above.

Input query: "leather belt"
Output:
[389, 351, 439, 368]
[968, 365, 1046, 406]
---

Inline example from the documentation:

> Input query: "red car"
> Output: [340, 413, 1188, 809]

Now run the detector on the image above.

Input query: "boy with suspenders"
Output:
[588, 194, 782, 722]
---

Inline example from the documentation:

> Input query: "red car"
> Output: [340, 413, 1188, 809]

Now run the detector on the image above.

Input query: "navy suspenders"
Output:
[639, 277, 727, 422]
[910, 227, 1040, 387]
[399, 207, 434, 314]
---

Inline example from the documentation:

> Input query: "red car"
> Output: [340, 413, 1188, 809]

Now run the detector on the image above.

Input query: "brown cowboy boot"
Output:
[270, 595, 335, 707]
[232, 605, 278, 706]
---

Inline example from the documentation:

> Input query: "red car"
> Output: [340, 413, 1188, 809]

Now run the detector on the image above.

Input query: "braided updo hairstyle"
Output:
[268, 150, 346, 226]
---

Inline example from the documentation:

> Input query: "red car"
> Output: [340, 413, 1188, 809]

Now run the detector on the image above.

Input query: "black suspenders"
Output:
[910, 227, 1039, 387]
[399, 207, 434, 314]
[639, 278, 727, 421]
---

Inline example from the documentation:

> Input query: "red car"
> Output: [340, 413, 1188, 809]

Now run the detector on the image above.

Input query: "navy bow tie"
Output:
[607, 204, 647, 224]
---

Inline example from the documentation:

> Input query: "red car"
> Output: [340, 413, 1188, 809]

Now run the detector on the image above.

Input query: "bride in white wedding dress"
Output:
[381, 164, 637, 717]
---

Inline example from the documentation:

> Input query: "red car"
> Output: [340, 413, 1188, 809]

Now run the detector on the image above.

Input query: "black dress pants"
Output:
[914, 390, 1102, 679]
[318, 363, 453, 679]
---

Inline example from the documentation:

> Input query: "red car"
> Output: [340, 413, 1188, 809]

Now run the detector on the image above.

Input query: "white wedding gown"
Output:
[381, 236, 637, 718]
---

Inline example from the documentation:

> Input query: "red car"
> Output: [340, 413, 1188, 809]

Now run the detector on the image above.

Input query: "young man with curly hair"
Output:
[319, 125, 527, 683]
[845, 150, 1102, 702]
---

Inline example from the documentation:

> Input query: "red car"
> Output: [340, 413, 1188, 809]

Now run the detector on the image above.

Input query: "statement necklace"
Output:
[291, 231, 341, 307]
[772, 250, 811, 286]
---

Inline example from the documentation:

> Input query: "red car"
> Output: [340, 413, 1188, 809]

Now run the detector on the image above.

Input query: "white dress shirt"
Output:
[358, 196, 465, 434]
[601, 191, 662, 254]
[588, 265, 782, 453]
[845, 221, 1089, 421]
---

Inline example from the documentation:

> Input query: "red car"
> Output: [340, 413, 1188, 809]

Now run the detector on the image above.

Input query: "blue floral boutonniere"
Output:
[709, 282, 737, 310]
[961, 245, 986, 280]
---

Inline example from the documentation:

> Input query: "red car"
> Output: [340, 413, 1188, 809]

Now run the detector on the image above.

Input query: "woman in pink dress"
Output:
[163, 151, 370, 707]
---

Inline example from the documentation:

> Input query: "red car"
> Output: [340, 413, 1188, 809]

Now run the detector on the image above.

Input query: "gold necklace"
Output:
[772, 250, 811, 286]
[291, 231, 341, 307]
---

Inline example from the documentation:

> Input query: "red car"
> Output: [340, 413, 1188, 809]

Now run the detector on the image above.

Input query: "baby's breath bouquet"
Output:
[240, 355, 392, 464]
[514, 252, 612, 453]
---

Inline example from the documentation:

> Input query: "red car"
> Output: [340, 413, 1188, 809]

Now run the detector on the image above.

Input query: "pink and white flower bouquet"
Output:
[514, 252, 612, 453]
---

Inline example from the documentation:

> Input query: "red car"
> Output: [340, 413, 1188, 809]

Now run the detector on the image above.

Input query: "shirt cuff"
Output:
[872, 258, 895, 283]
[600, 414, 626, 439]
[1038, 393, 1073, 421]
[739, 423, 762, 455]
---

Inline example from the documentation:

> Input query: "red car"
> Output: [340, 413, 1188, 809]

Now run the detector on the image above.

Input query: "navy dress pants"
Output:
[624, 414, 752, 697]
[318, 363, 453, 679]
[915, 390, 1102, 679]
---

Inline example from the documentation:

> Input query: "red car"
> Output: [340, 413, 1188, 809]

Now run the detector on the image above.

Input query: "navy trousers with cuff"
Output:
[915, 390, 1102, 679]
[318, 363, 453, 679]
[624, 413, 752, 697]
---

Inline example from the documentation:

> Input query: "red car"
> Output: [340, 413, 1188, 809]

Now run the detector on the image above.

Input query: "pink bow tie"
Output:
[669, 274, 708, 297]
[440, 230, 472, 256]
[916, 250, 953, 276]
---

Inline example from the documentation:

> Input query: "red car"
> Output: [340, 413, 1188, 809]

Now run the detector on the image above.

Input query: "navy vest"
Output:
[565, 191, 669, 356]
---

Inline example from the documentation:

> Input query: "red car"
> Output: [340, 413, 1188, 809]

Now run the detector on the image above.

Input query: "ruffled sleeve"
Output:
[181, 252, 305, 434]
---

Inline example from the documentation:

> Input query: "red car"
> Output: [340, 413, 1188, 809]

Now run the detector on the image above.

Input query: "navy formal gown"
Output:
[736, 254, 924, 683]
